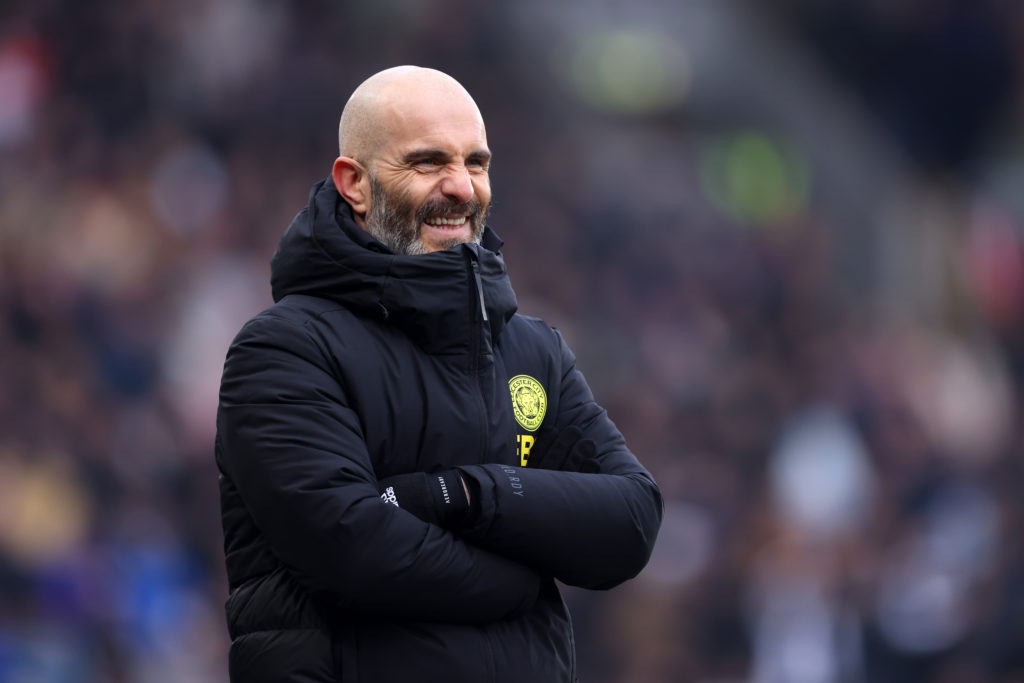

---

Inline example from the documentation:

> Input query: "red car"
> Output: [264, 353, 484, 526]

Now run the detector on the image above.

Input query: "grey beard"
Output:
[364, 174, 488, 255]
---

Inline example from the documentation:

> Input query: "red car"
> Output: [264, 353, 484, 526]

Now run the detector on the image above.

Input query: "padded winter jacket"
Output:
[215, 178, 663, 682]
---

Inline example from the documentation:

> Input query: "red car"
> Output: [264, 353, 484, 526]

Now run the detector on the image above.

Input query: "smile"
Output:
[423, 216, 468, 227]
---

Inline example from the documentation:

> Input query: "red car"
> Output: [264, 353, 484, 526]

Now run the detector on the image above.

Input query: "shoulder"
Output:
[235, 295, 359, 342]
[499, 314, 578, 380]
[227, 295, 354, 364]
[505, 313, 558, 342]
[263, 294, 354, 326]
[220, 297, 356, 402]
[505, 314, 575, 356]
[502, 313, 568, 356]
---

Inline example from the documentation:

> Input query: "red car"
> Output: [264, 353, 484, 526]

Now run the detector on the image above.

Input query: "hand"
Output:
[378, 470, 470, 527]
[526, 426, 600, 473]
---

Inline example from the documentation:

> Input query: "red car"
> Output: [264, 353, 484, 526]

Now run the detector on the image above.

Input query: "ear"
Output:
[332, 156, 370, 225]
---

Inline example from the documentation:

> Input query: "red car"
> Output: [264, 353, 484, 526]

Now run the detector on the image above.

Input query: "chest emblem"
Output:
[509, 374, 547, 432]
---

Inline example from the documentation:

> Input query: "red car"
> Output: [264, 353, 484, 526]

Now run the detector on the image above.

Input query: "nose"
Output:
[439, 165, 474, 203]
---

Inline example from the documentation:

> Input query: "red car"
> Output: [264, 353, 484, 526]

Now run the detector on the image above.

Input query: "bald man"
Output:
[333, 66, 491, 255]
[215, 66, 663, 683]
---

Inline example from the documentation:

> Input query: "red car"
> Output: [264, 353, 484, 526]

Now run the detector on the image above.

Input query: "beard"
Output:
[363, 173, 490, 255]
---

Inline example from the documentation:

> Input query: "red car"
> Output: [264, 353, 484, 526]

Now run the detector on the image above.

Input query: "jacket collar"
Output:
[270, 177, 518, 356]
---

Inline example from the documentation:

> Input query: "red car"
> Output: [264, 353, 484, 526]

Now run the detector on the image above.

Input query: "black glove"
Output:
[526, 426, 600, 473]
[378, 470, 469, 527]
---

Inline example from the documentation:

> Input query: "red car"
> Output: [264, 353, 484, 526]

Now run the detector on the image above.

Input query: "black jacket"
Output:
[215, 178, 663, 682]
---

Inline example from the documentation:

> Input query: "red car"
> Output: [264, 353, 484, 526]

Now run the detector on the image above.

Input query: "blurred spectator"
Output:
[2, 0, 1023, 680]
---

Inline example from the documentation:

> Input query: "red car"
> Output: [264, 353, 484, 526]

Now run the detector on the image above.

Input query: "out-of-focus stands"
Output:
[1, 1, 1022, 681]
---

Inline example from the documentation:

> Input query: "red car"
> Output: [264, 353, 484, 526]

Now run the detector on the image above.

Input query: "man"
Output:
[215, 65, 663, 683]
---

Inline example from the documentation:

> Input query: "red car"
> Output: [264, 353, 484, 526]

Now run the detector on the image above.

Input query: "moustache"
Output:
[414, 198, 483, 225]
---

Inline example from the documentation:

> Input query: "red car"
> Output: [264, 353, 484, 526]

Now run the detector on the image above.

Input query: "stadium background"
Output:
[2, 1, 1023, 681]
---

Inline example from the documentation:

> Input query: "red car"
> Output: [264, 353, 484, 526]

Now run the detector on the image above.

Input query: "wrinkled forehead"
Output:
[380, 90, 489, 158]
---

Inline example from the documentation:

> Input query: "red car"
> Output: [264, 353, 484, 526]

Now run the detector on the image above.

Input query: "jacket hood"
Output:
[270, 177, 518, 355]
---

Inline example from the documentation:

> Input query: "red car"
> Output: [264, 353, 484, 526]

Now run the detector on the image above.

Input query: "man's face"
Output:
[363, 96, 492, 255]
[364, 171, 490, 255]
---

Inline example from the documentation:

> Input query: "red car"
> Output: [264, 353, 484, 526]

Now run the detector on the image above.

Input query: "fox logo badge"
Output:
[509, 374, 546, 432]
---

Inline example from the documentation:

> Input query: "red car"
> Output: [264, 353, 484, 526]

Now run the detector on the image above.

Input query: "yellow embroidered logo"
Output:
[516, 434, 535, 466]
[509, 375, 546, 432]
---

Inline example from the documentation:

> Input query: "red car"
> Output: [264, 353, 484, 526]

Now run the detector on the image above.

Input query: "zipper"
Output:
[468, 253, 490, 463]
[471, 259, 488, 322]
[469, 252, 496, 680]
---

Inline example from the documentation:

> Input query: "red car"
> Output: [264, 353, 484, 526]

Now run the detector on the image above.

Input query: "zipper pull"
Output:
[471, 259, 489, 322]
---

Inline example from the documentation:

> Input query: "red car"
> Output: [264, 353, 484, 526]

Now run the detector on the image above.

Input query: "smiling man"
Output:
[332, 67, 492, 255]
[215, 66, 663, 683]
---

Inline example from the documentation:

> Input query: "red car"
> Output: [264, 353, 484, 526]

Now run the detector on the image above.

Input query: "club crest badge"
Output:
[509, 375, 547, 432]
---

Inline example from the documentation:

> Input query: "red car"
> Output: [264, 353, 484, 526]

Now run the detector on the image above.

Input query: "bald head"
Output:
[331, 66, 492, 254]
[338, 66, 484, 163]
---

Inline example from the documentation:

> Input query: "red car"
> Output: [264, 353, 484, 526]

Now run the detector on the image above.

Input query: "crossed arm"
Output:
[217, 313, 662, 622]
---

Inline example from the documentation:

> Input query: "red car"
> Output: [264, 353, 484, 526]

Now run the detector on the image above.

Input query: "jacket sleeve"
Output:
[216, 312, 541, 622]
[457, 329, 663, 589]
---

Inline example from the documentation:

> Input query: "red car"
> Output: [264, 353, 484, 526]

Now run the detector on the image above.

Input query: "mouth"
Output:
[422, 215, 470, 231]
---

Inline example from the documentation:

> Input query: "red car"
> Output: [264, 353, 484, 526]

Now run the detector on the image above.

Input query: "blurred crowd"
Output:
[2, 1, 1023, 681]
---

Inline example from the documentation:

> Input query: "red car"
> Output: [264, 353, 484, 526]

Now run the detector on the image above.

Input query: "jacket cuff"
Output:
[432, 469, 470, 526]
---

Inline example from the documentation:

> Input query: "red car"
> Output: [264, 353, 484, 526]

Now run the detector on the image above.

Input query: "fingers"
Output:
[527, 425, 558, 468]
[526, 425, 599, 473]
[576, 439, 600, 473]
[549, 426, 583, 466]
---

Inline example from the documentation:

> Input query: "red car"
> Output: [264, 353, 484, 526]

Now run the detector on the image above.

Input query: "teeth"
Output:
[425, 216, 467, 227]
